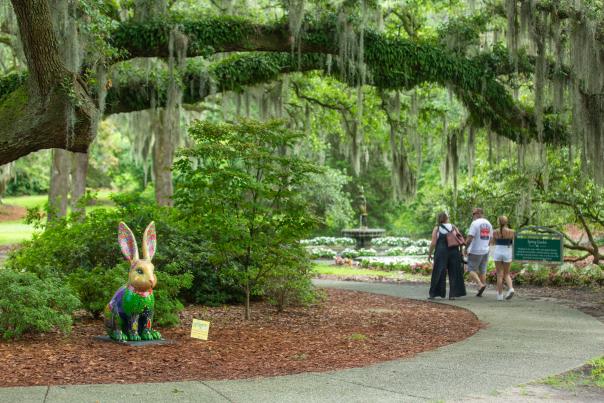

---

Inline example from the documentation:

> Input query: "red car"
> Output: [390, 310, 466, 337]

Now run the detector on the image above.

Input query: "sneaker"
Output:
[496, 293, 504, 301]
[505, 289, 515, 300]
[476, 285, 486, 297]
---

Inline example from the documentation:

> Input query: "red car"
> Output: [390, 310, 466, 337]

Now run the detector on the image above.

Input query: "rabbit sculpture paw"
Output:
[105, 221, 162, 342]
[141, 329, 162, 341]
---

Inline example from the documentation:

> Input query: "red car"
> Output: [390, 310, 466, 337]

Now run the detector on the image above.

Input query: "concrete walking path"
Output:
[1, 280, 603, 402]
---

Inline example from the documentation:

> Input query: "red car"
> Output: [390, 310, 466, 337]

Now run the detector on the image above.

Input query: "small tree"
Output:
[174, 119, 319, 319]
[445, 157, 603, 265]
[534, 161, 604, 264]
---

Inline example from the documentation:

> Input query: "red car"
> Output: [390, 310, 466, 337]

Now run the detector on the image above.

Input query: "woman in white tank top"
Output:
[490, 216, 515, 301]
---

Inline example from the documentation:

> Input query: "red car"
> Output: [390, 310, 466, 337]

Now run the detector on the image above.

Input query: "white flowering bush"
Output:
[373, 237, 430, 249]
[341, 248, 360, 258]
[403, 245, 429, 255]
[307, 246, 337, 259]
[358, 248, 377, 257]
[385, 247, 406, 256]
[485, 262, 604, 287]
[372, 237, 414, 247]
[414, 239, 431, 247]
[301, 237, 355, 246]
[341, 248, 376, 259]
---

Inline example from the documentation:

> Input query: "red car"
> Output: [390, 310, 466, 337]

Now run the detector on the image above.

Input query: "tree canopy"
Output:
[0, 0, 580, 165]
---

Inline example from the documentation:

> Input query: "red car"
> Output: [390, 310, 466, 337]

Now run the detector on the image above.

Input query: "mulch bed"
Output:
[0, 204, 26, 222]
[519, 285, 604, 322]
[0, 289, 481, 386]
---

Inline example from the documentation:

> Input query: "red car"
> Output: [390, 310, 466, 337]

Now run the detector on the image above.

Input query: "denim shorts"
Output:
[467, 253, 489, 274]
[493, 245, 513, 263]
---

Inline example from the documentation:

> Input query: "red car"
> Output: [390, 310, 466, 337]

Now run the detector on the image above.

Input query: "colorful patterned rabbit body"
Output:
[104, 221, 162, 341]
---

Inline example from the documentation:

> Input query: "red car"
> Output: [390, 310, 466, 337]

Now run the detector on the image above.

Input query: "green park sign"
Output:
[513, 227, 564, 263]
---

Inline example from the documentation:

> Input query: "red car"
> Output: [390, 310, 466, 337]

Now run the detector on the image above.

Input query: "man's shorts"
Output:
[467, 253, 489, 274]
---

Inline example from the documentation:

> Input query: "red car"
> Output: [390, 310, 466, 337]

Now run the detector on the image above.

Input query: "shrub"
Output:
[341, 248, 359, 258]
[373, 237, 414, 247]
[581, 264, 604, 286]
[385, 247, 406, 256]
[306, 246, 337, 259]
[0, 269, 80, 339]
[300, 237, 355, 246]
[262, 248, 317, 312]
[67, 266, 125, 318]
[358, 248, 377, 257]
[6, 193, 214, 325]
[173, 119, 319, 319]
[153, 269, 193, 327]
[414, 239, 431, 247]
[402, 245, 429, 255]
[341, 248, 376, 259]
[7, 208, 122, 278]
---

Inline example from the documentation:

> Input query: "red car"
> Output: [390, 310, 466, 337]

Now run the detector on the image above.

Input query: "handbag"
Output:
[440, 224, 466, 247]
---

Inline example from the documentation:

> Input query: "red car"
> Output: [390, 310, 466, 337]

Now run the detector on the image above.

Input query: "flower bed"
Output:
[486, 263, 604, 287]
[307, 246, 337, 259]
[341, 248, 377, 259]
[360, 259, 431, 275]
[359, 259, 604, 287]
[372, 237, 415, 247]
[301, 237, 355, 246]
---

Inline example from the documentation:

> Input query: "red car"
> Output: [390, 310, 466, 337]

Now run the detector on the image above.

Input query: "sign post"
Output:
[513, 227, 564, 263]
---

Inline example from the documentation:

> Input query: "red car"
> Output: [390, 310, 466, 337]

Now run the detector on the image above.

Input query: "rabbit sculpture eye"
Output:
[104, 221, 162, 342]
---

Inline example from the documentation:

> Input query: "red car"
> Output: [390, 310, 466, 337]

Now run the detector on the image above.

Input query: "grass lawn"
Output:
[0, 222, 37, 245]
[3, 190, 113, 210]
[2, 194, 47, 210]
[312, 262, 429, 282]
[0, 191, 116, 246]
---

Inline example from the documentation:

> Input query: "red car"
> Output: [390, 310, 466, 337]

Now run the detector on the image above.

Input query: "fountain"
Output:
[341, 187, 385, 249]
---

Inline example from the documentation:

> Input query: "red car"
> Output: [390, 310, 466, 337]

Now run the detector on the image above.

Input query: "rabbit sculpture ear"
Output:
[118, 222, 139, 262]
[142, 221, 157, 261]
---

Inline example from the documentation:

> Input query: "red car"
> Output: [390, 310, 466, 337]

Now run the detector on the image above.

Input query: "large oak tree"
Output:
[0, 0, 556, 168]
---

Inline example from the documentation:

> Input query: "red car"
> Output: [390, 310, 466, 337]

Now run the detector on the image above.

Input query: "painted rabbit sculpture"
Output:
[104, 221, 162, 341]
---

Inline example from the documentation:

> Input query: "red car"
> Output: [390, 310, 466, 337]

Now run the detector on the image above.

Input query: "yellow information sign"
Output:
[190, 319, 210, 340]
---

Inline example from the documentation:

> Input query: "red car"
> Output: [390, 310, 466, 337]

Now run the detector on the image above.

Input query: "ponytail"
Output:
[498, 215, 509, 236]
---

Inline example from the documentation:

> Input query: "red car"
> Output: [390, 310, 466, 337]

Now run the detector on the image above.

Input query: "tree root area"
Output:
[0, 289, 481, 386]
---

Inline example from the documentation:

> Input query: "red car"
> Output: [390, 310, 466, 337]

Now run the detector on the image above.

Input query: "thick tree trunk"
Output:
[48, 148, 70, 220]
[0, 0, 97, 166]
[10, 0, 63, 97]
[152, 111, 174, 207]
[70, 152, 88, 217]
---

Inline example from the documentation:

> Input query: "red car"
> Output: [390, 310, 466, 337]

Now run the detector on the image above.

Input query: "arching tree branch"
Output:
[0, 11, 567, 164]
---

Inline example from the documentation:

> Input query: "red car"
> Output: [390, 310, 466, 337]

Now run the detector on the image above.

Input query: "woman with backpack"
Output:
[427, 212, 467, 300]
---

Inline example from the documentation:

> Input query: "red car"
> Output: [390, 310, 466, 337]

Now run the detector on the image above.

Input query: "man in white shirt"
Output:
[464, 207, 492, 297]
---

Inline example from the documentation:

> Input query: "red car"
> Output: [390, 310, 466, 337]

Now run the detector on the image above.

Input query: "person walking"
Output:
[491, 216, 515, 300]
[427, 212, 466, 300]
[464, 208, 492, 297]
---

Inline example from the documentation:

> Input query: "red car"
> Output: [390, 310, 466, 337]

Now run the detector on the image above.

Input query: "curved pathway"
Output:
[2, 280, 603, 402]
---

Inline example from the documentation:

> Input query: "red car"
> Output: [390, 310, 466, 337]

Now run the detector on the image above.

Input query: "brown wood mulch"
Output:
[0, 289, 482, 387]
[0, 204, 26, 222]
